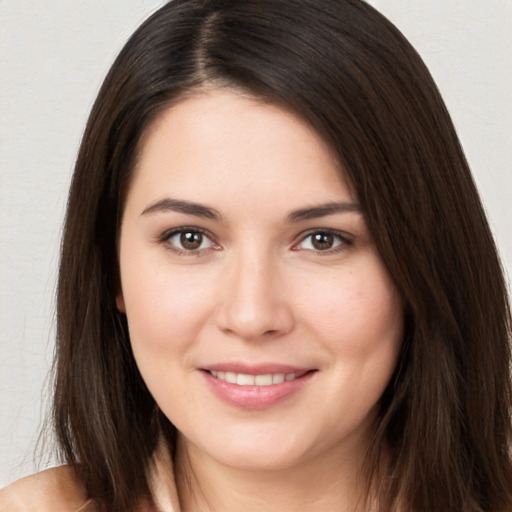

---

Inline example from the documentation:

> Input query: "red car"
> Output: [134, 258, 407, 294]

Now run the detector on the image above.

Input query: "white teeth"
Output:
[272, 373, 285, 384]
[225, 372, 237, 384]
[255, 374, 272, 386]
[237, 373, 255, 385]
[210, 371, 299, 386]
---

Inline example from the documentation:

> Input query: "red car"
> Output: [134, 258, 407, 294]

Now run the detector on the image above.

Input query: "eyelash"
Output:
[157, 227, 219, 255]
[157, 227, 352, 255]
[292, 229, 352, 254]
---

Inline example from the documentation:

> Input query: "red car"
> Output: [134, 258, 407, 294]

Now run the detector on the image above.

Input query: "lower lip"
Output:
[202, 371, 315, 410]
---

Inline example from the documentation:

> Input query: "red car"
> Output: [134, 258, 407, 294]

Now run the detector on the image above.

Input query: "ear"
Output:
[116, 290, 126, 313]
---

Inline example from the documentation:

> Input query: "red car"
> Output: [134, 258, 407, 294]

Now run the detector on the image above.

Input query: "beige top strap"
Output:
[148, 438, 181, 512]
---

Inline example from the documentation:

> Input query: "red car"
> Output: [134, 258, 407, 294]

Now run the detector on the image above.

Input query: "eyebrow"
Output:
[287, 201, 362, 222]
[141, 198, 222, 221]
[141, 198, 362, 223]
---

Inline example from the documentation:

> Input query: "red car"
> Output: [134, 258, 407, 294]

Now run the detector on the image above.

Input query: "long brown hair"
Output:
[54, 1, 512, 510]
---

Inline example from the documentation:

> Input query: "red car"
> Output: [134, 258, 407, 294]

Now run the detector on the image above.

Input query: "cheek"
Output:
[120, 266, 216, 412]
[304, 266, 402, 350]
[298, 257, 403, 413]
[320, 268, 403, 410]
[120, 260, 214, 356]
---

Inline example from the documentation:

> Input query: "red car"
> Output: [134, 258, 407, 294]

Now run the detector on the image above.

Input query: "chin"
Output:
[179, 418, 369, 474]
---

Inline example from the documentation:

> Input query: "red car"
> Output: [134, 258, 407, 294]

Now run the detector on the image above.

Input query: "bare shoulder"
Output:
[0, 466, 98, 511]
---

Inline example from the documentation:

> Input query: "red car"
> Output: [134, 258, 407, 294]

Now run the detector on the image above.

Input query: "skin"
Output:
[117, 88, 403, 511]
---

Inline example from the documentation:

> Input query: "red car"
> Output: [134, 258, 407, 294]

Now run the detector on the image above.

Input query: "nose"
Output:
[214, 248, 295, 341]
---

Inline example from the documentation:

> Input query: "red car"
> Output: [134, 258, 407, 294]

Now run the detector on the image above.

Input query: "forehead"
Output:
[126, 88, 354, 213]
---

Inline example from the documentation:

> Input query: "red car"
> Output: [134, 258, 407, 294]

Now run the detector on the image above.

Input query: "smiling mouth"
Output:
[203, 368, 316, 408]
[207, 370, 310, 386]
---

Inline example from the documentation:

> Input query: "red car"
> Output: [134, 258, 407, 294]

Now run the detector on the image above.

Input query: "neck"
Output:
[174, 434, 380, 512]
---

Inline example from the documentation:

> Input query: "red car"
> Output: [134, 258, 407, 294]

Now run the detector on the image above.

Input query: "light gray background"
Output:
[1, 0, 511, 487]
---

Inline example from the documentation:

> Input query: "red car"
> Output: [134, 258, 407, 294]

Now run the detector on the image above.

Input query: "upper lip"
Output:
[201, 363, 314, 375]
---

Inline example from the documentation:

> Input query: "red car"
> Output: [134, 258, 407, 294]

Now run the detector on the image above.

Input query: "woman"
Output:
[1, 0, 511, 510]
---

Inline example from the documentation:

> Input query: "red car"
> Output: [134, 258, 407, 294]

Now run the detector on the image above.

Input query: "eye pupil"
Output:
[180, 231, 203, 250]
[312, 233, 334, 250]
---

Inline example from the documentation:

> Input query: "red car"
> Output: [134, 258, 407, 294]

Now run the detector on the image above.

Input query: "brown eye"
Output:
[294, 230, 348, 253]
[311, 233, 335, 251]
[164, 229, 215, 252]
[180, 231, 203, 250]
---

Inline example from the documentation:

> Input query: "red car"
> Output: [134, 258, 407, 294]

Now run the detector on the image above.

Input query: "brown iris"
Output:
[311, 232, 335, 251]
[180, 231, 203, 250]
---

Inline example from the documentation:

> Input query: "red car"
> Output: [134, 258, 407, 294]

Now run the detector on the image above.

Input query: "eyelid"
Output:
[156, 226, 352, 255]
[291, 228, 353, 253]
[157, 226, 220, 254]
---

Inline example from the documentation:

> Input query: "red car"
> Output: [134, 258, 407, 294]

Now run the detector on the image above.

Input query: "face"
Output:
[117, 89, 403, 472]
